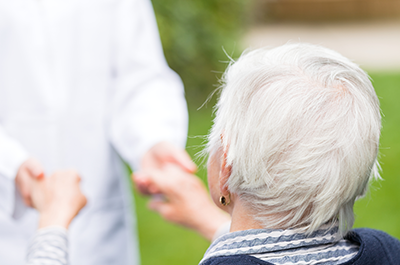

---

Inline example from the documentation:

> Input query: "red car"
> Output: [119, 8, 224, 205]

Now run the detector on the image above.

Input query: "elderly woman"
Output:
[136, 43, 400, 264]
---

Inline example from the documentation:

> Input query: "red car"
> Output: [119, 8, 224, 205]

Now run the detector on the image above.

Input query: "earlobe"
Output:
[219, 194, 231, 206]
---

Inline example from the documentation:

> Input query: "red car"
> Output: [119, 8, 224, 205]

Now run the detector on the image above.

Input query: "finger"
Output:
[80, 195, 88, 209]
[21, 189, 33, 207]
[16, 171, 34, 207]
[36, 173, 45, 180]
[140, 155, 160, 170]
[148, 198, 172, 218]
[166, 148, 197, 173]
[26, 159, 45, 179]
[134, 175, 163, 195]
[147, 182, 162, 194]
[163, 163, 199, 183]
[134, 170, 169, 194]
[24, 198, 33, 208]
[148, 198, 163, 211]
[133, 173, 153, 195]
[75, 173, 82, 183]
[135, 182, 151, 195]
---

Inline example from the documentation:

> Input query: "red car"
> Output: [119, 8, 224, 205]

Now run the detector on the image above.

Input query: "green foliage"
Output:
[151, 0, 249, 103]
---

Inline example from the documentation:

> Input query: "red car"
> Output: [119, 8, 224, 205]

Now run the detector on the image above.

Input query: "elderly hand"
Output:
[15, 158, 45, 207]
[136, 142, 197, 194]
[134, 165, 230, 241]
[31, 170, 87, 229]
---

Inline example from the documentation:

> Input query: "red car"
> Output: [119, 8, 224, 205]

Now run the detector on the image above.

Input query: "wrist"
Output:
[38, 211, 73, 229]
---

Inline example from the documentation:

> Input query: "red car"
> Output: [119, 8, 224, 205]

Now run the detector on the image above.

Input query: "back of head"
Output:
[208, 43, 381, 235]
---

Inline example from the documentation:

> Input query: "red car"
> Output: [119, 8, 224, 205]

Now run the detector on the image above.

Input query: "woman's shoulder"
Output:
[350, 228, 400, 246]
[201, 254, 273, 265]
[343, 228, 400, 264]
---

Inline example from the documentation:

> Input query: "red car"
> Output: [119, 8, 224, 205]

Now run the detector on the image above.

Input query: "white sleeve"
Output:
[0, 125, 29, 217]
[108, 0, 188, 171]
[0, 125, 29, 180]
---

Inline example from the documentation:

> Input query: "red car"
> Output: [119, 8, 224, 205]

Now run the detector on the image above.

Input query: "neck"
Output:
[229, 198, 264, 232]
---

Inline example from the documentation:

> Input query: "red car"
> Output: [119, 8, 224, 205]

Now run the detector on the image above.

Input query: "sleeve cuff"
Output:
[36, 225, 69, 235]
[27, 226, 69, 265]
[129, 137, 187, 172]
[0, 136, 29, 180]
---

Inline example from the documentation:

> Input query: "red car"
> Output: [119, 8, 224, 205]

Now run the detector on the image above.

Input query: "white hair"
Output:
[207, 43, 381, 236]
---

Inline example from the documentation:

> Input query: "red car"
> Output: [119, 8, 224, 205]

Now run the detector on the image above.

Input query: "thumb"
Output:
[26, 159, 45, 179]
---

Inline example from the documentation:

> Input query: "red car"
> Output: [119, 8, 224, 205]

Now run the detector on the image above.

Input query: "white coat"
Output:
[0, 0, 188, 264]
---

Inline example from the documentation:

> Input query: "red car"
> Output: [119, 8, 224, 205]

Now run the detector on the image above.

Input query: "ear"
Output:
[219, 149, 232, 195]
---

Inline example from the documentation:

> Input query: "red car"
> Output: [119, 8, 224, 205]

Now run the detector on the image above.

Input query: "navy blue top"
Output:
[202, 229, 400, 265]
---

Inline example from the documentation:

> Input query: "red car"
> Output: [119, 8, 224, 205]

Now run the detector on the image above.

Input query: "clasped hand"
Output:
[134, 142, 230, 241]
[15, 158, 87, 229]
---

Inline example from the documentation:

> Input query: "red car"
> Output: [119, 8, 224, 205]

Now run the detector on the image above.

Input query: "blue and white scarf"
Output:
[200, 225, 359, 264]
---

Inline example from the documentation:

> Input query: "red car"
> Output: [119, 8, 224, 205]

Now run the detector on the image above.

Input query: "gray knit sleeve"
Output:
[27, 226, 69, 265]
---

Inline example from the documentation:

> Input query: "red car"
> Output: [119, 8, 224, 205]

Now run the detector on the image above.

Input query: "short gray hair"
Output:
[207, 43, 381, 236]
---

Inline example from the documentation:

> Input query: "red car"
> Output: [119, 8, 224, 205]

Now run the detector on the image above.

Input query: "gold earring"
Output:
[219, 194, 230, 206]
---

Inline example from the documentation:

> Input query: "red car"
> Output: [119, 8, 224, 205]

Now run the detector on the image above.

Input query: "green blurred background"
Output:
[133, 1, 400, 264]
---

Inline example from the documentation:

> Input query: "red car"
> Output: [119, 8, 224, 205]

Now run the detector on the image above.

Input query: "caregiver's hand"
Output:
[15, 158, 45, 207]
[32, 170, 87, 229]
[134, 165, 230, 241]
[136, 141, 197, 195]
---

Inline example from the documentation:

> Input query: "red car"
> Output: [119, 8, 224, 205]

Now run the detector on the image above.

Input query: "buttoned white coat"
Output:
[0, 0, 188, 264]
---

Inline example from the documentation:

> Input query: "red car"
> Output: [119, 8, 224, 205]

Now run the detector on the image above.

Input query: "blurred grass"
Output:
[134, 72, 400, 265]
[353, 72, 400, 236]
